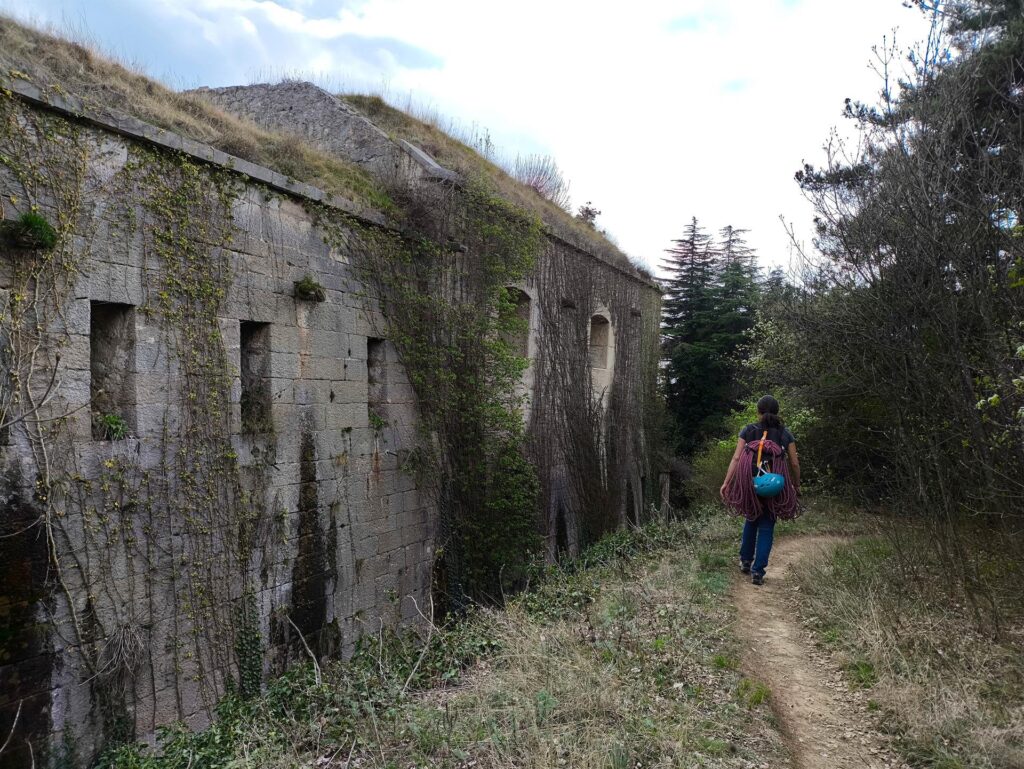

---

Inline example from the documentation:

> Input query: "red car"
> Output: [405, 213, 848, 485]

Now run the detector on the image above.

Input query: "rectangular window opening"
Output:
[90, 301, 136, 441]
[367, 337, 386, 421]
[240, 321, 272, 434]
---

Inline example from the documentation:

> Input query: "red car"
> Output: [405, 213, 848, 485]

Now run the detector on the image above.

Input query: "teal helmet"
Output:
[753, 472, 785, 498]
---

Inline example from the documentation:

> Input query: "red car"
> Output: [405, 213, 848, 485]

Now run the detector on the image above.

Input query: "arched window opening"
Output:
[589, 312, 615, 409]
[504, 287, 531, 358]
[589, 315, 610, 369]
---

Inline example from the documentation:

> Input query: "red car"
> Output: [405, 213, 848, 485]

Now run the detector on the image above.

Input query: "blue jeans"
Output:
[739, 515, 776, 577]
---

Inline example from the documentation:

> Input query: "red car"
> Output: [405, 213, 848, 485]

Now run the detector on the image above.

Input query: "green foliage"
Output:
[234, 593, 262, 699]
[771, 1, 1024, 530]
[713, 653, 738, 670]
[661, 219, 762, 456]
[0, 210, 58, 250]
[98, 412, 129, 441]
[292, 273, 326, 302]
[367, 409, 387, 431]
[517, 520, 690, 623]
[737, 678, 770, 708]
[846, 659, 877, 688]
[332, 178, 545, 605]
[92, 524, 622, 768]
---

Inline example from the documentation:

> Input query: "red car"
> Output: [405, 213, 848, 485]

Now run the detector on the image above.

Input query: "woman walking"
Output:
[720, 395, 801, 585]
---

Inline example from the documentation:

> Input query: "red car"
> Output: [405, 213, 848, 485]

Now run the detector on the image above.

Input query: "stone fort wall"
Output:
[0, 79, 661, 767]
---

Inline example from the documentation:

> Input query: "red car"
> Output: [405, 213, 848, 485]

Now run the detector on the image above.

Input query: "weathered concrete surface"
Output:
[0, 77, 661, 766]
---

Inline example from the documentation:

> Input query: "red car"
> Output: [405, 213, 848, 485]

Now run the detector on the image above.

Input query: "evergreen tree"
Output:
[714, 227, 760, 347]
[661, 219, 763, 455]
[660, 217, 715, 331]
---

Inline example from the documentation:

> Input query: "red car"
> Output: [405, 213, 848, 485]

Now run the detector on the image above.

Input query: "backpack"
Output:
[751, 429, 785, 498]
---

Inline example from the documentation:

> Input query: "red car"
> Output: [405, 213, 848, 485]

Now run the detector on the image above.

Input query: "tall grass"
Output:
[98, 510, 786, 768]
[796, 531, 1024, 769]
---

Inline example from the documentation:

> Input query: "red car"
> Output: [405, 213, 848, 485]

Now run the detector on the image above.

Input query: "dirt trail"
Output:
[733, 535, 907, 769]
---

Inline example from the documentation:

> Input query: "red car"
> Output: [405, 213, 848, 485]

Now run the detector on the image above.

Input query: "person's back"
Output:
[720, 395, 801, 585]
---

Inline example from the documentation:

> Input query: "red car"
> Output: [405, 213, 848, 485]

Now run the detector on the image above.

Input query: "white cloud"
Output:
[0, 0, 934, 273]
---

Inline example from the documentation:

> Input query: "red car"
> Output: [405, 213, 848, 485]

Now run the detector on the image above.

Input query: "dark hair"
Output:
[757, 394, 783, 429]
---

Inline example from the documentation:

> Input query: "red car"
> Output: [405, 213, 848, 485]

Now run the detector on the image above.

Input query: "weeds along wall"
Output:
[0, 81, 661, 766]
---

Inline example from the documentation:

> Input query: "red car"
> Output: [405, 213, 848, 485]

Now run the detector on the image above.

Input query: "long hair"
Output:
[757, 394, 782, 429]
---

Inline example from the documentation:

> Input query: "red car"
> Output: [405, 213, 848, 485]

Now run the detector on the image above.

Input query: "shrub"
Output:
[99, 413, 129, 440]
[293, 274, 326, 301]
[0, 210, 58, 250]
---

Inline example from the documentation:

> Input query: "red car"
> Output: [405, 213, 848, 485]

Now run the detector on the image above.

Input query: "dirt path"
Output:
[733, 535, 907, 769]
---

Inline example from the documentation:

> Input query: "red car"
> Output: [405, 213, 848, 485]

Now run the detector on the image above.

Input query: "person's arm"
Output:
[787, 442, 801, 492]
[719, 438, 747, 500]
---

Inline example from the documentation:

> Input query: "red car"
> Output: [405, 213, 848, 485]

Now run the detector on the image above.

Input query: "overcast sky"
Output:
[0, 0, 933, 273]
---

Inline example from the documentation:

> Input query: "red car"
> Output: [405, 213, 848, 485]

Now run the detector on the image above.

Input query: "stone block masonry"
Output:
[0, 76, 661, 767]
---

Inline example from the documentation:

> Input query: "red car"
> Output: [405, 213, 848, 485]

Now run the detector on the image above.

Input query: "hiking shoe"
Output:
[751, 573, 764, 586]
[739, 560, 752, 575]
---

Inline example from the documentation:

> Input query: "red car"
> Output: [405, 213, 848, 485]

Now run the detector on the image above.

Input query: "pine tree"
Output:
[660, 217, 715, 331]
[660, 218, 723, 455]
[661, 220, 763, 455]
[715, 226, 760, 344]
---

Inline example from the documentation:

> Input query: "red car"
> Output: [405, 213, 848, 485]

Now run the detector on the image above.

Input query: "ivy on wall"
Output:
[0, 88, 273, 760]
[316, 178, 545, 607]
[0, 77, 662, 765]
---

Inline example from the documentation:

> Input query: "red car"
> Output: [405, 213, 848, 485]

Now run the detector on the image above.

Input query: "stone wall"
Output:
[198, 80, 665, 557]
[0, 90, 432, 767]
[0, 79, 661, 767]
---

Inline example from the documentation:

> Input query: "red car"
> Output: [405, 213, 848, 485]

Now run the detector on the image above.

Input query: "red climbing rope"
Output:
[723, 438, 801, 521]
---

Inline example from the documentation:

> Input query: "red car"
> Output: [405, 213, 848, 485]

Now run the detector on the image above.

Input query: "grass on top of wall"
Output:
[343, 93, 651, 280]
[0, 15, 392, 212]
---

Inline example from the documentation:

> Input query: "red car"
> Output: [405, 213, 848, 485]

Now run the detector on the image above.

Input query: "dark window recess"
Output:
[240, 321, 272, 434]
[502, 288, 531, 358]
[589, 315, 611, 369]
[90, 302, 136, 440]
[367, 337, 387, 425]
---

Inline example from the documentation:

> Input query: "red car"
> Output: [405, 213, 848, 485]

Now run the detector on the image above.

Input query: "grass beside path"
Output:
[101, 508, 787, 769]
[793, 520, 1024, 769]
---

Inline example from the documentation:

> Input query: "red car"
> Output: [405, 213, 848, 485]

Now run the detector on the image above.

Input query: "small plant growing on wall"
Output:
[368, 409, 387, 432]
[293, 274, 326, 302]
[98, 412, 129, 440]
[0, 210, 59, 250]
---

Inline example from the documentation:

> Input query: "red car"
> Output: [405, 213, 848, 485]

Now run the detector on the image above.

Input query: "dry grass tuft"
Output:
[343, 94, 647, 278]
[796, 531, 1024, 769]
[0, 15, 391, 210]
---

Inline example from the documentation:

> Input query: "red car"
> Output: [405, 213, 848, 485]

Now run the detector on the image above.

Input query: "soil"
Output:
[733, 535, 908, 769]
